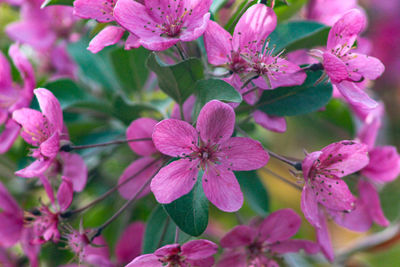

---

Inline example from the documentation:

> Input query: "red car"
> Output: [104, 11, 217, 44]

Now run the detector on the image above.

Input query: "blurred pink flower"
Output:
[306, 0, 359, 26]
[151, 100, 269, 212]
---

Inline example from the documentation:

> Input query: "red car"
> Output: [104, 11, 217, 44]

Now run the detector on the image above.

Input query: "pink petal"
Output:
[0, 182, 22, 214]
[39, 131, 60, 159]
[116, 222, 145, 265]
[329, 199, 372, 232]
[171, 95, 196, 123]
[327, 9, 366, 51]
[269, 240, 320, 254]
[114, 0, 179, 51]
[9, 44, 35, 92]
[218, 137, 269, 171]
[316, 209, 334, 262]
[203, 20, 232, 65]
[39, 174, 55, 204]
[60, 152, 87, 192]
[152, 119, 198, 158]
[306, 0, 358, 26]
[361, 146, 400, 183]
[180, 12, 211, 43]
[84, 236, 112, 267]
[0, 50, 12, 88]
[126, 254, 161, 267]
[357, 106, 382, 149]
[233, 4, 277, 51]
[181, 239, 218, 260]
[259, 209, 301, 243]
[88, 26, 124, 54]
[15, 159, 53, 178]
[12, 108, 48, 146]
[118, 157, 163, 200]
[202, 165, 243, 212]
[319, 140, 369, 178]
[217, 250, 247, 267]
[126, 118, 158, 156]
[301, 186, 321, 228]
[0, 119, 20, 154]
[220, 225, 256, 248]
[188, 256, 215, 267]
[359, 180, 389, 227]
[253, 111, 287, 133]
[302, 151, 322, 181]
[73, 0, 115, 23]
[336, 81, 378, 111]
[196, 100, 235, 145]
[344, 53, 385, 81]
[57, 177, 73, 212]
[323, 52, 349, 83]
[34, 88, 63, 132]
[125, 34, 141, 50]
[0, 212, 23, 247]
[150, 159, 199, 204]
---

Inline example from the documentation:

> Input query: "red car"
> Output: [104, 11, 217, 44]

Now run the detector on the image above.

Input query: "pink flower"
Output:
[12, 88, 63, 178]
[218, 209, 319, 267]
[306, 0, 359, 26]
[127, 239, 218, 267]
[115, 222, 145, 265]
[114, 0, 213, 51]
[311, 9, 384, 110]
[151, 100, 269, 212]
[0, 44, 35, 153]
[118, 118, 164, 200]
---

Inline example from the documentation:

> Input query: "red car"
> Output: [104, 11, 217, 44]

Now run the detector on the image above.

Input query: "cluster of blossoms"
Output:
[0, 0, 399, 266]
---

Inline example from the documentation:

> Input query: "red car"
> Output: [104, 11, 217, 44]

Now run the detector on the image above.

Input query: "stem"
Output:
[90, 163, 164, 241]
[241, 74, 259, 89]
[174, 227, 180, 243]
[62, 158, 162, 217]
[301, 63, 324, 71]
[179, 103, 185, 121]
[268, 151, 302, 170]
[260, 167, 303, 190]
[60, 138, 153, 152]
[175, 42, 187, 60]
[242, 86, 259, 96]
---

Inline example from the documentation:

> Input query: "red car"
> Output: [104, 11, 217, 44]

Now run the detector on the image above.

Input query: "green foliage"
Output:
[275, 0, 308, 22]
[163, 171, 209, 236]
[236, 170, 269, 216]
[146, 53, 204, 105]
[210, 0, 230, 15]
[256, 71, 333, 116]
[41, 0, 74, 7]
[269, 21, 330, 53]
[316, 99, 355, 135]
[224, 0, 257, 32]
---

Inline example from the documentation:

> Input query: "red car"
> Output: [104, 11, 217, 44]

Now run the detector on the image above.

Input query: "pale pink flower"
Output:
[218, 209, 319, 267]
[306, 0, 359, 26]
[127, 239, 218, 267]
[151, 100, 269, 212]
[114, 0, 213, 51]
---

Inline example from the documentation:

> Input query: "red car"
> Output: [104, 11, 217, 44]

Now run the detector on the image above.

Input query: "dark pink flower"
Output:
[218, 209, 319, 267]
[151, 100, 269, 212]
[0, 44, 35, 154]
[127, 239, 218, 267]
[114, 0, 213, 51]
[115, 222, 145, 265]
[306, 0, 359, 26]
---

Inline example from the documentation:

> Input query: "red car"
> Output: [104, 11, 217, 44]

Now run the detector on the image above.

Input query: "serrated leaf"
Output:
[256, 71, 333, 116]
[236, 170, 269, 216]
[41, 0, 73, 7]
[146, 53, 204, 105]
[163, 170, 209, 236]
[269, 21, 329, 53]
[193, 79, 242, 119]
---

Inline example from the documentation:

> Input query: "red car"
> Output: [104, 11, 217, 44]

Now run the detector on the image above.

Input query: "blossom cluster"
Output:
[0, 0, 399, 266]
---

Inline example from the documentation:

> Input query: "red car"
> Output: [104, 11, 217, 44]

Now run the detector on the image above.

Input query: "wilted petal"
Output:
[88, 26, 124, 53]
[127, 118, 158, 156]
[150, 159, 199, 204]
[34, 88, 63, 132]
[259, 209, 301, 243]
[220, 225, 256, 248]
[203, 21, 232, 65]
[253, 111, 287, 133]
[196, 100, 235, 145]
[116, 222, 145, 265]
[361, 146, 400, 183]
[57, 177, 73, 212]
[118, 157, 162, 200]
[152, 119, 198, 157]
[182, 239, 218, 260]
[126, 254, 161, 267]
[269, 239, 319, 254]
[202, 166, 243, 212]
[73, 0, 116, 23]
[60, 152, 87, 192]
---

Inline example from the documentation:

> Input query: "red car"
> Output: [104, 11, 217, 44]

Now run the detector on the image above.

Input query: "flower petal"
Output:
[253, 111, 287, 133]
[73, 0, 116, 23]
[181, 239, 218, 260]
[329, 199, 372, 232]
[88, 26, 124, 54]
[125, 34, 141, 50]
[126, 254, 161, 267]
[217, 250, 247, 267]
[359, 180, 389, 227]
[12, 108, 48, 146]
[150, 159, 199, 204]
[361, 146, 400, 183]
[220, 225, 256, 248]
[152, 119, 198, 158]
[345, 53, 385, 81]
[269, 240, 320, 254]
[0, 50, 12, 88]
[203, 21, 232, 65]
[116, 222, 145, 265]
[126, 118, 158, 156]
[9, 44, 35, 92]
[316, 208, 334, 262]
[196, 100, 235, 145]
[39, 131, 60, 159]
[118, 157, 163, 200]
[0, 119, 20, 154]
[323, 52, 349, 83]
[60, 152, 87, 192]
[336, 81, 378, 111]
[0, 212, 23, 247]
[259, 209, 301, 243]
[218, 137, 269, 171]
[202, 166, 243, 212]
[34, 88, 63, 133]
[301, 185, 320, 228]
[57, 177, 73, 212]
[15, 159, 53, 178]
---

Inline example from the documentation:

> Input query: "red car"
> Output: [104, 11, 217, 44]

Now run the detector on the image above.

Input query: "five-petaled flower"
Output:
[151, 100, 269, 212]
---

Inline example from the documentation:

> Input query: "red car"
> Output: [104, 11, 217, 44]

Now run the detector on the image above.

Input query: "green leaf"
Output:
[110, 47, 150, 97]
[146, 53, 204, 105]
[41, 0, 73, 7]
[275, 0, 308, 22]
[193, 79, 242, 119]
[236, 171, 269, 216]
[268, 21, 330, 53]
[163, 170, 209, 236]
[43, 79, 90, 109]
[316, 99, 355, 135]
[256, 71, 333, 116]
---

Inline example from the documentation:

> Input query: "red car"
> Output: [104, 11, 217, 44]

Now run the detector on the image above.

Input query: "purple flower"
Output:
[114, 0, 213, 51]
[151, 100, 269, 212]
[218, 209, 319, 267]
[127, 239, 218, 267]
